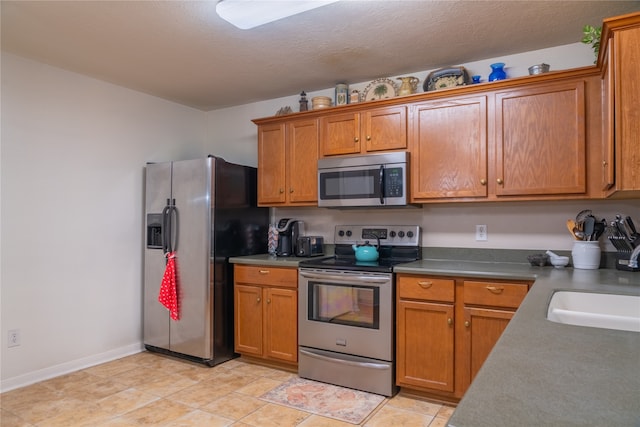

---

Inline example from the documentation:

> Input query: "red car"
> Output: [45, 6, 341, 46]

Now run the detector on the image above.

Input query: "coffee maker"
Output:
[276, 218, 305, 257]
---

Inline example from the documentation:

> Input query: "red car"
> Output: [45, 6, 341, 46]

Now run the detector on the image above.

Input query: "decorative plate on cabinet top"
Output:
[424, 66, 471, 91]
[363, 78, 398, 101]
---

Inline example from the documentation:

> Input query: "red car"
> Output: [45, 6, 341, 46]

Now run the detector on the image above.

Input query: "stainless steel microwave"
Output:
[317, 152, 409, 208]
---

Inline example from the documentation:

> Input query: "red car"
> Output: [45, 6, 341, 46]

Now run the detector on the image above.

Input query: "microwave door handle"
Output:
[379, 165, 385, 205]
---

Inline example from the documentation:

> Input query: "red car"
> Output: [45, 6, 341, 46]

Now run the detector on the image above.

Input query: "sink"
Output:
[547, 291, 640, 332]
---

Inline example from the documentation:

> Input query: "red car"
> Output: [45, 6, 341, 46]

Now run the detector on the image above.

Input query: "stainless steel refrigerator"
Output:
[143, 156, 268, 365]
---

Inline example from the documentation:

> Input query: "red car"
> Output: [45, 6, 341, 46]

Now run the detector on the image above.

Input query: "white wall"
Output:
[0, 53, 210, 391]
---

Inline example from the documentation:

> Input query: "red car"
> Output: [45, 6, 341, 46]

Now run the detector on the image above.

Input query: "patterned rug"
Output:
[259, 377, 386, 424]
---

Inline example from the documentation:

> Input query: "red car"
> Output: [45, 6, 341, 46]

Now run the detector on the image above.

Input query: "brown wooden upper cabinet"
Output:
[256, 118, 318, 206]
[410, 95, 488, 200]
[494, 80, 586, 197]
[600, 12, 640, 198]
[410, 78, 592, 203]
[319, 105, 407, 156]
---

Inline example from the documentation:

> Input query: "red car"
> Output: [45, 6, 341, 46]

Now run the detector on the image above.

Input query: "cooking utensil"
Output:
[593, 221, 605, 241]
[583, 216, 595, 241]
[566, 219, 580, 240]
[576, 209, 592, 225]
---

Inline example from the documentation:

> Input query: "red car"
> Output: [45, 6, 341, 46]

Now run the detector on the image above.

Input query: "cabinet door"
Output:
[612, 25, 640, 194]
[411, 97, 488, 199]
[234, 284, 263, 356]
[397, 300, 455, 392]
[601, 38, 615, 190]
[257, 123, 286, 204]
[463, 307, 513, 383]
[287, 119, 319, 204]
[363, 106, 407, 152]
[264, 287, 298, 362]
[495, 81, 586, 196]
[320, 112, 361, 156]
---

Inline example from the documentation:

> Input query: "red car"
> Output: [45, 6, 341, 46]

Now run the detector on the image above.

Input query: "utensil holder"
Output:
[571, 241, 601, 270]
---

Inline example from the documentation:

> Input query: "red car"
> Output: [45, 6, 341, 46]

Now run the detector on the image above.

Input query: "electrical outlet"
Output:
[476, 225, 488, 241]
[8, 329, 20, 347]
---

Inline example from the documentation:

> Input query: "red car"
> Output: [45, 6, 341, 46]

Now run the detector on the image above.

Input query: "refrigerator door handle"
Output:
[162, 203, 171, 253]
[169, 204, 179, 252]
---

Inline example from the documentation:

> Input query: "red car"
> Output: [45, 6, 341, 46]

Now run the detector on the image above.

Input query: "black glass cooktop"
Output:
[298, 245, 420, 273]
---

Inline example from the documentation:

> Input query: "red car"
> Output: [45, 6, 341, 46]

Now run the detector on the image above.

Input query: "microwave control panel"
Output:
[384, 167, 404, 197]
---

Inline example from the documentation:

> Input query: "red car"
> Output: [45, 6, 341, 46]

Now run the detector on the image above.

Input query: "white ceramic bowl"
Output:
[550, 256, 570, 268]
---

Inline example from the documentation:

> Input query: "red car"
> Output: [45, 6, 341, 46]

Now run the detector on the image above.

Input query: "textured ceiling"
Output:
[2, 1, 639, 111]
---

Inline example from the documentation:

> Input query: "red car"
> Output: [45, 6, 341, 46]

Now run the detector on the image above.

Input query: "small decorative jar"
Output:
[396, 76, 419, 96]
[335, 83, 349, 106]
[571, 241, 601, 270]
[350, 90, 360, 104]
[472, 75, 481, 84]
[299, 91, 308, 112]
[488, 62, 507, 82]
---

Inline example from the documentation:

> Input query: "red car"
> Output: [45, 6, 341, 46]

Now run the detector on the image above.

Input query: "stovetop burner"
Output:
[298, 225, 421, 273]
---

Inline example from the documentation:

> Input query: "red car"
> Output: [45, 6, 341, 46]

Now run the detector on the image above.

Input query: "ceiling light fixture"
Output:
[215, 0, 339, 30]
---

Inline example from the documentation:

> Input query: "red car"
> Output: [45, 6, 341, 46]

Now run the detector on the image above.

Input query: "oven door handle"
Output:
[299, 348, 390, 370]
[299, 271, 389, 284]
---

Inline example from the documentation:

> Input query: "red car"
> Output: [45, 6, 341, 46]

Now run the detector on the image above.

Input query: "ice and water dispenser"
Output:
[146, 213, 163, 249]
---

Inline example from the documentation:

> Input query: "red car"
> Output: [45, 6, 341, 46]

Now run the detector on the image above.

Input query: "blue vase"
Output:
[488, 62, 506, 82]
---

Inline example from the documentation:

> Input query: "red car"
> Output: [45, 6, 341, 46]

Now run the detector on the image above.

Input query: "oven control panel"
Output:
[334, 225, 421, 246]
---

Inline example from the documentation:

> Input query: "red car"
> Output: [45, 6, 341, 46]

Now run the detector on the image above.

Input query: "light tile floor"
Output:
[1, 352, 455, 426]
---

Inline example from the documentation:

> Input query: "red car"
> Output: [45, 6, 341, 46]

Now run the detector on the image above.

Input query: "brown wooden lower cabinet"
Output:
[234, 265, 298, 365]
[396, 273, 531, 402]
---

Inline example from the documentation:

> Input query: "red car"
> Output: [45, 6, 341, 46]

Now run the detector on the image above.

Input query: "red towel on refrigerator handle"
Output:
[158, 251, 180, 320]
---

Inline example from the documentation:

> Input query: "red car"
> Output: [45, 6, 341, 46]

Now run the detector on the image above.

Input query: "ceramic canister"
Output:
[571, 241, 601, 269]
[335, 83, 348, 106]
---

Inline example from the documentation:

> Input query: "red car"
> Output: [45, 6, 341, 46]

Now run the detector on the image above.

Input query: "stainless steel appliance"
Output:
[317, 152, 410, 208]
[296, 236, 325, 257]
[275, 218, 305, 257]
[298, 225, 421, 396]
[143, 156, 268, 365]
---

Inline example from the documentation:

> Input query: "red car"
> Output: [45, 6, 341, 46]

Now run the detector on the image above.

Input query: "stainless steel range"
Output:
[297, 225, 421, 396]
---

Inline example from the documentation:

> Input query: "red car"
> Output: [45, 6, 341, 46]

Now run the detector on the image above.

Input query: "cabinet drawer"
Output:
[235, 265, 297, 288]
[397, 275, 454, 302]
[463, 281, 528, 309]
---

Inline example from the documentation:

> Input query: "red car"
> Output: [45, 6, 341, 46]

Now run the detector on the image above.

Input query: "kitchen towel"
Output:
[158, 251, 180, 320]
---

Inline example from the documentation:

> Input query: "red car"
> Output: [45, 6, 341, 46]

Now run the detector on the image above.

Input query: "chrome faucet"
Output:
[629, 245, 640, 269]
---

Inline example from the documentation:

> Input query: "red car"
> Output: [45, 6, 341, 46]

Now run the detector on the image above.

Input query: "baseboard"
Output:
[0, 342, 144, 393]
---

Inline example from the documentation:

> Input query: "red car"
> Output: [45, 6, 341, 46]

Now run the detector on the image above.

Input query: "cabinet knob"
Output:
[257, 297, 261, 303]
[464, 320, 470, 328]
[480, 178, 487, 186]
[447, 318, 453, 326]
[290, 188, 294, 193]
[259, 270, 269, 274]
[486, 286, 504, 294]
[279, 188, 284, 194]
[354, 137, 359, 143]
[418, 281, 433, 289]
[267, 299, 271, 304]
[603, 161, 608, 167]
[366, 135, 371, 141]
[496, 178, 504, 185]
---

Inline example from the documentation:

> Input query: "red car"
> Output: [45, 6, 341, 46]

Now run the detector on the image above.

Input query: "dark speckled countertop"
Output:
[230, 253, 640, 426]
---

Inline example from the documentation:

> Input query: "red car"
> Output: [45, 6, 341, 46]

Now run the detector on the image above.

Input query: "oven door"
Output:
[298, 268, 393, 361]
